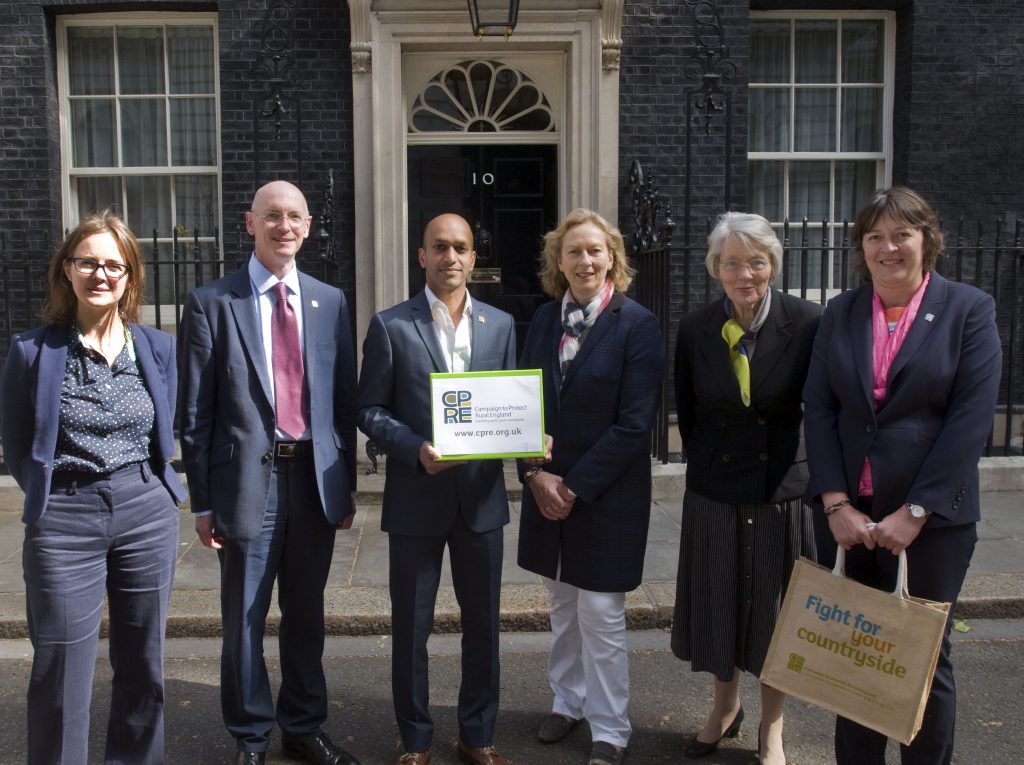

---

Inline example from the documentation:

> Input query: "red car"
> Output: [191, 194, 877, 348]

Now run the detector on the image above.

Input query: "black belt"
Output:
[275, 441, 312, 459]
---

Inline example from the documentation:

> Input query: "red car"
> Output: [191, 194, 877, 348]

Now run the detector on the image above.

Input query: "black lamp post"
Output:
[466, 0, 520, 39]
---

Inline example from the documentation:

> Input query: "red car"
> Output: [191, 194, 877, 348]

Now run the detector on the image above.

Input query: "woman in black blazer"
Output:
[671, 213, 821, 765]
[1, 212, 185, 764]
[517, 209, 664, 765]
[803, 188, 1002, 765]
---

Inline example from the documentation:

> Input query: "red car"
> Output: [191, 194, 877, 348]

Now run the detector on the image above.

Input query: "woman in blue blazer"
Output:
[1, 212, 186, 764]
[803, 188, 1002, 765]
[517, 209, 664, 765]
[671, 213, 821, 765]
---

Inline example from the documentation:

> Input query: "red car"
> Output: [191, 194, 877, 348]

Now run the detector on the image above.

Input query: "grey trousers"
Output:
[23, 462, 179, 765]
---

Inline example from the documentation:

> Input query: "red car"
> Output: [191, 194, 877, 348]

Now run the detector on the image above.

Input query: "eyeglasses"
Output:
[69, 258, 129, 280]
[252, 210, 310, 229]
[719, 259, 771, 274]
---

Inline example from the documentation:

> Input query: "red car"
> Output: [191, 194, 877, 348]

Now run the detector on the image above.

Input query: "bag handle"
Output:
[831, 546, 910, 599]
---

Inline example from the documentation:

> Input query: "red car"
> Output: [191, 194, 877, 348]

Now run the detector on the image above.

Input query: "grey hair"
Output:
[705, 212, 783, 282]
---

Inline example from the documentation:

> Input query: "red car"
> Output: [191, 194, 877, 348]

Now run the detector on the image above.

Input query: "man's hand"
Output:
[529, 471, 576, 521]
[419, 441, 467, 475]
[194, 514, 224, 550]
[523, 434, 554, 466]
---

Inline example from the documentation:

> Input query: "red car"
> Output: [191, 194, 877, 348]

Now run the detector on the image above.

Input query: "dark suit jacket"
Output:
[517, 293, 664, 593]
[675, 290, 822, 504]
[803, 272, 1002, 525]
[178, 266, 357, 539]
[1, 323, 187, 525]
[356, 291, 516, 536]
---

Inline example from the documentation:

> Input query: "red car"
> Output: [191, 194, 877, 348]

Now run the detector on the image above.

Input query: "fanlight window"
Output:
[409, 60, 555, 133]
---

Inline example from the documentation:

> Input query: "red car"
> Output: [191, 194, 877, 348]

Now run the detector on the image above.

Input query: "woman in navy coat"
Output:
[517, 209, 664, 765]
[1, 212, 186, 764]
[803, 187, 1002, 765]
[671, 213, 821, 764]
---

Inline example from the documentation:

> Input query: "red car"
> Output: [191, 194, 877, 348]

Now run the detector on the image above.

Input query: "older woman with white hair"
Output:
[670, 212, 821, 764]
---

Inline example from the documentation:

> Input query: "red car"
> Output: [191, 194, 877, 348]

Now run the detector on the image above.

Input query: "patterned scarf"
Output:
[558, 277, 615, 380]
[721, 291, 772, 407]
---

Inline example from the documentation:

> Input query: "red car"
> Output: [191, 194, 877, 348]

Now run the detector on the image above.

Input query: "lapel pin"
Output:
[924, 313, 934, 322]
[478, 314, 486, 324]
[311, 300, 319, 308]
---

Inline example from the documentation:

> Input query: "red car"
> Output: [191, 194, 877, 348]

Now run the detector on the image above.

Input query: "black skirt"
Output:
[670, 488, 816, 681]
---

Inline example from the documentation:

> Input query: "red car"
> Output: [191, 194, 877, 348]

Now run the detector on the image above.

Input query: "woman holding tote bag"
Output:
[803, 187, 1002, 764]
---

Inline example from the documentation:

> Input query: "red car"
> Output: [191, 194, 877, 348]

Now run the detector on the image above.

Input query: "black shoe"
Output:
[235, 750, 266, 765]
[683, 706, 744, 758]
[282, 729, 361, 765]
[537, 712, 582, 744]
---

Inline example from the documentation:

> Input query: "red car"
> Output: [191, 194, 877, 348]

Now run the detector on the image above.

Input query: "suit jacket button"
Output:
[722, 454, 731, 463]
[758, 417, 766, 425]
[262, 451, 272, 464]
[759, 452, 768, 461]
[865, 425, 874, 434]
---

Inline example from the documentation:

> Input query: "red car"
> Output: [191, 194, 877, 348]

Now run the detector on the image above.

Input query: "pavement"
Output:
[0, 457, 1021, 639]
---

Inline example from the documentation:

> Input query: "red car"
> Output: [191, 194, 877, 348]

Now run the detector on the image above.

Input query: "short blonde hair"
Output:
[705, 212, 783, 282]
[42, 210, 146, 325]
[538, 208, 635, 299]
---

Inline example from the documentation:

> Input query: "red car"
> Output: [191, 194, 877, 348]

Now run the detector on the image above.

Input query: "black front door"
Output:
[407, 144, 558, 355]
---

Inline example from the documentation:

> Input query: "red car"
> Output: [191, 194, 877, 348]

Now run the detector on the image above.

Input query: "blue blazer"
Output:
[1, 322, 187, 525]
[178, 267, 358, 539]
[516, 293, 664, 593]
[803, 272, 1002, 526]
[356, 291, 516, 536]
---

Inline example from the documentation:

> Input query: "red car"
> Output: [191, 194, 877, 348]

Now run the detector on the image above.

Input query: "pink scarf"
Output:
[859, 272, 931, 496]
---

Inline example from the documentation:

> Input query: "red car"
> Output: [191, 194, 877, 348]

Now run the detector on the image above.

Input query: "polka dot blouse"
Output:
[52, 324, 155, 474]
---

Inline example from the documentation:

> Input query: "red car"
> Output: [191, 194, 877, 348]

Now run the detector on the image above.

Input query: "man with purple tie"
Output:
[179, 181, 361, 765]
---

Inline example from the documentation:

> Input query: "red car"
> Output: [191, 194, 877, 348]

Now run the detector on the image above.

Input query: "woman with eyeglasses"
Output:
[670, 213, 821, 764]
[1, 211, 186, 764]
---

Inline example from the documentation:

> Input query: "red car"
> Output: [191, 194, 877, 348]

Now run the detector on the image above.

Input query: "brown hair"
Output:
[538, 208, 635, 299]
[42, 210, 146, 325]
[851, 187, 944, 281]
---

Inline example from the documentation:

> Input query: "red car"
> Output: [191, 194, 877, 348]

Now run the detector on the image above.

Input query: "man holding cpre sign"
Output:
[356, 214, 518, 765]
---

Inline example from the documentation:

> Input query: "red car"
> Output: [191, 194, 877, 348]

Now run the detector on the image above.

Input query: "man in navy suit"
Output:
[357, 214, 515, 765]
[179, 181, 360, 765]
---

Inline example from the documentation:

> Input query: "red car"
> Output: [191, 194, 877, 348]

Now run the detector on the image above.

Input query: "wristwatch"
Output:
[905, 502, 930, 519]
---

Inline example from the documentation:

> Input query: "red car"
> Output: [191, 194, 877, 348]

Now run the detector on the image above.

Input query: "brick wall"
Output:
[0, 0, 356, 300]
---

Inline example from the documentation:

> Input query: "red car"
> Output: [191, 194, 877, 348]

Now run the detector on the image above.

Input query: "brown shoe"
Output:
[455, 740, 510, 765]
[396, 752, 431, 765]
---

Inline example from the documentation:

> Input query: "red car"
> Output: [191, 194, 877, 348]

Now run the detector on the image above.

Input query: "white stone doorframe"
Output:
[347, 0, 624, 350]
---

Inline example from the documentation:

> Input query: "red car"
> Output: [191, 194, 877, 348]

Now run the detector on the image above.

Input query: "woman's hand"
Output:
[870, 505, 927, 555]
[828, 503, 877, 551]
[529, 471, 575, 521]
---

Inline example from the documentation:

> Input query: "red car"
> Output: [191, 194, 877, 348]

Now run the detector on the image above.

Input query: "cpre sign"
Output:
[429, 369, 545, 460]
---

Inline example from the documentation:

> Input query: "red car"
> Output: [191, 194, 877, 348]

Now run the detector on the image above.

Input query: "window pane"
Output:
[749, 88, 790, 151]
[125, 176, 171, 238]
[68, 27, 114, 95]
[841, 88, 883, 151]
[168, 26, 214, 94]
[171, 98, 216, 165]
[794, 89, 836, 151]
[750, 20, 790, 83]
[748, 161, 785, 222]
[795, 20, 837, 83]
[843, 20, 884, 83]
[74, 176, 122, 219]
[175, 175, 218, 235]
[71, 99, 116, 167]
[789, 161, 831, 222]
[121, 99, 167, 166]
[117, 27, 165, 95]
[836, 161, 879, 222]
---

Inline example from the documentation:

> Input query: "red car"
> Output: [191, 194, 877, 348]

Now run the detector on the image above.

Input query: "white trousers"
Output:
[544, 577, 631, 747]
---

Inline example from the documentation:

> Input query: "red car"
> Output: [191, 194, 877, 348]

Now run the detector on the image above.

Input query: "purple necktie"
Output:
[271, 281, 309, 439]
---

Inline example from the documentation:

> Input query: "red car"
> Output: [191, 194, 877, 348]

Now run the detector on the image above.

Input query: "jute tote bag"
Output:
[760, 549, 950, 744]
